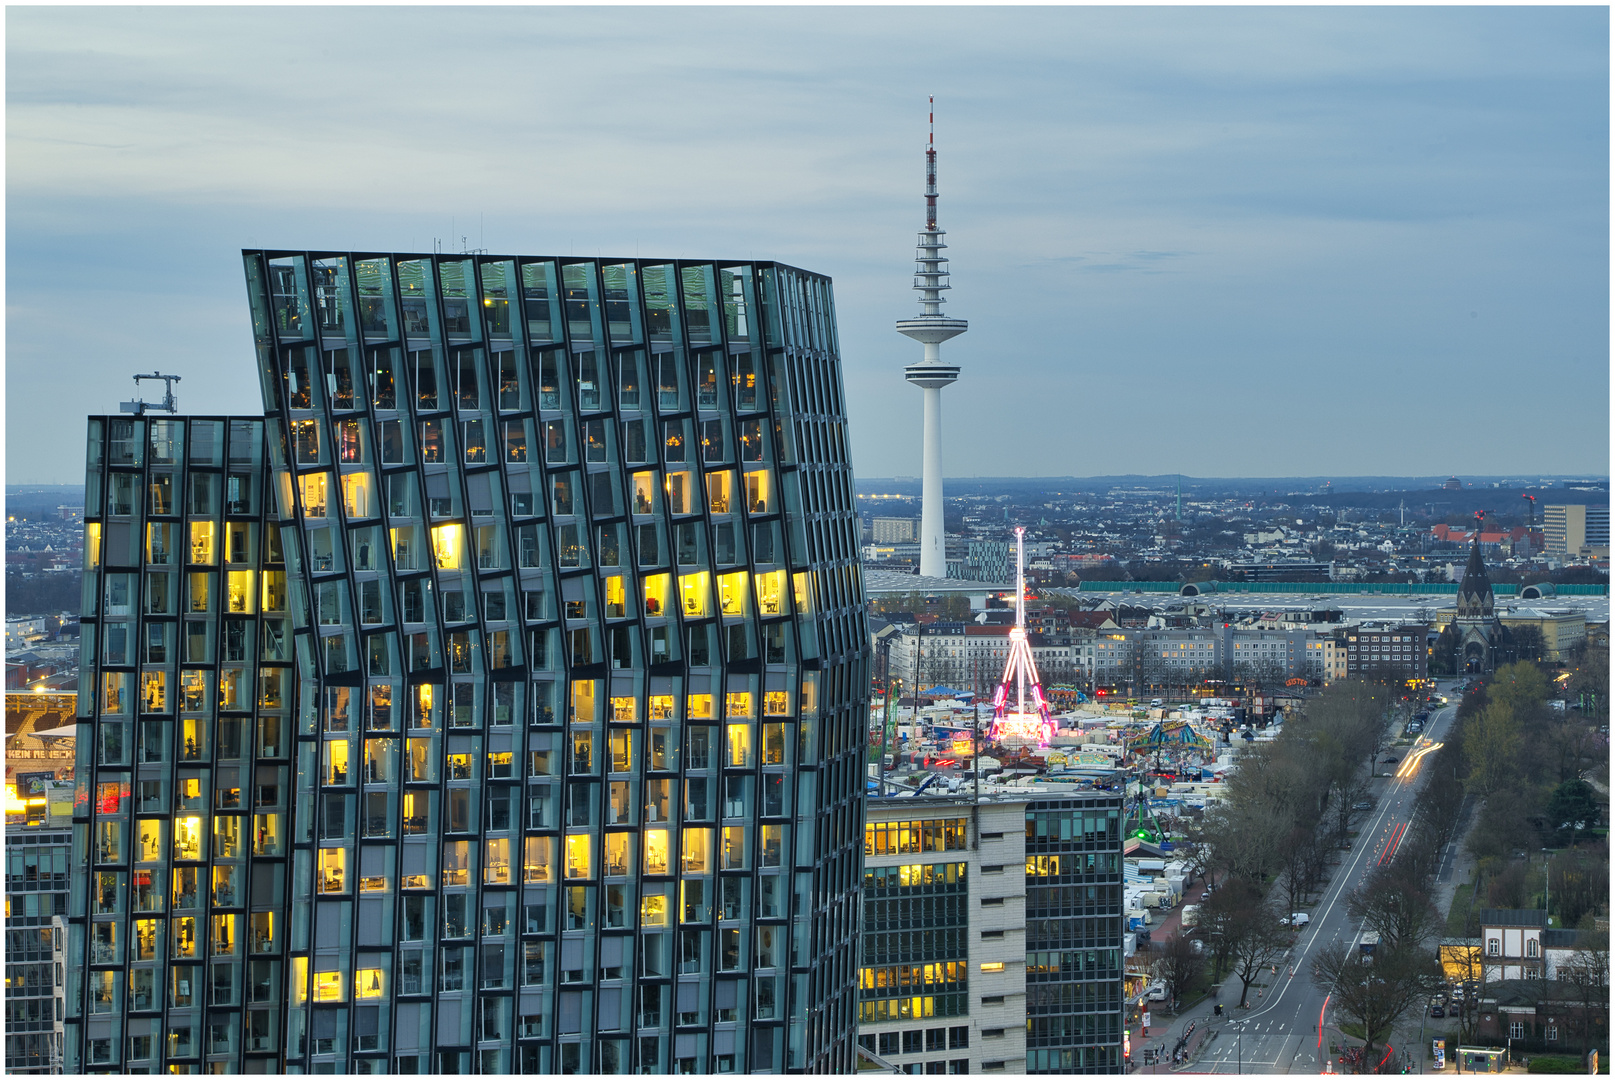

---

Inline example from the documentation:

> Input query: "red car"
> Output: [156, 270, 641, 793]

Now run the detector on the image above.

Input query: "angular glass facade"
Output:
[65, 250, 869, 1075]
[65, 416, 291, 1073]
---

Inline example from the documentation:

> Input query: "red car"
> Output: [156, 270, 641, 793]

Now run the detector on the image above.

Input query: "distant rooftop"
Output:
[862, 568, 1013, 595]
[1478, 907, 1548, 928]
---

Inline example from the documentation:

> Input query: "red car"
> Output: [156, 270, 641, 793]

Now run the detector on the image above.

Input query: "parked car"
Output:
[1280, 912, 1311, 927]
[1352, 801, 1373, 811]
[1430, 1004, 1445, 1018]
[1382, 756, 1400, 764]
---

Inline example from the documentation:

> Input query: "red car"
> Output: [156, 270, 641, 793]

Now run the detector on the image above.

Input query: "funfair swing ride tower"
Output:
[898, 98, 967, 580]
[988, 528, 1057, 748]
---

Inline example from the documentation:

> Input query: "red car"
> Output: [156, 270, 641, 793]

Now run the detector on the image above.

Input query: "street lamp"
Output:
[1542, 848, 1553, 927]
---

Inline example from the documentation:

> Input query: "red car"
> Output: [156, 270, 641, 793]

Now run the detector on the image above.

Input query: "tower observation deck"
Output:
[898, 97, 966, 579]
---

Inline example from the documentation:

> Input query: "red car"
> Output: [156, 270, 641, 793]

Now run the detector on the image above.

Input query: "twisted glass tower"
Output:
[65, 251, 870, 1075]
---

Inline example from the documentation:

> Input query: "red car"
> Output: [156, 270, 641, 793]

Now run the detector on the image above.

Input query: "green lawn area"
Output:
[1447, 879, 1480, 937]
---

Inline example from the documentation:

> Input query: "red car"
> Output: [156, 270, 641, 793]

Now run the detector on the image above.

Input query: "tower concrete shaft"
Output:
[897, 97, 966, 579]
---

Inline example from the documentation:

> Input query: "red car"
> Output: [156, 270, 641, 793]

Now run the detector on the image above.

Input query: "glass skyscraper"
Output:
[66, 415, 288, 1072]
[65, 252, 870, 1074]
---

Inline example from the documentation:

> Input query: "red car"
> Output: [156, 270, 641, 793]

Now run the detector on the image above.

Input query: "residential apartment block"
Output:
[1335, 623, 1428, 684]
[873, 518, 918, 544]
[890, 621, 1336, 698]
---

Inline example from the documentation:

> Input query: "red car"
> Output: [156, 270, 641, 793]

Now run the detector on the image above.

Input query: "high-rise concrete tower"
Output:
[897, 98, 966, 580]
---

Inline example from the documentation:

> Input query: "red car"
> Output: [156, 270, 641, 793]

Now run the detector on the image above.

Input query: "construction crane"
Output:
[1522, 493, 1537, 528]
[120, 372, 182, 415]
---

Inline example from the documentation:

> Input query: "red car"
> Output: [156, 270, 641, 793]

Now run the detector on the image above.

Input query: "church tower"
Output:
[1453, 532, 1504, 673]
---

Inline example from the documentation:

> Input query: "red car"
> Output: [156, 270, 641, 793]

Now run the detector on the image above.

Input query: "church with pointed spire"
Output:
[1452, 533, 1505, 673]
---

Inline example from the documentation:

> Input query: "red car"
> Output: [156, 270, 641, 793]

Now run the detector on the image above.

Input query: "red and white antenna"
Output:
[988, 528, 1055, 748]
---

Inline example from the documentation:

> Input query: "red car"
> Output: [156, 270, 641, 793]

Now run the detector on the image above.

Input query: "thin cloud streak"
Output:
[5, 5, 1607, 483]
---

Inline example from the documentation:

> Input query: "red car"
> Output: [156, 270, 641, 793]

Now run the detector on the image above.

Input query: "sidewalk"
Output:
[1126, 876, 1242, 1072]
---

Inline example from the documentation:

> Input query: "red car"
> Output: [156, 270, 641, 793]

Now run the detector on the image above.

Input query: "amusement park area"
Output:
[866, 532, 1288, 818]
[864, 532, 1267, 1027]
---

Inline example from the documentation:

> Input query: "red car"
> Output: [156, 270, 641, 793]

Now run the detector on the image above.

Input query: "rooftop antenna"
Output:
[120, 372, 182, 415]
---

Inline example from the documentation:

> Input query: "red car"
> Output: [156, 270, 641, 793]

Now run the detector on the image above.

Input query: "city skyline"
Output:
[7, 6, 1610, 483]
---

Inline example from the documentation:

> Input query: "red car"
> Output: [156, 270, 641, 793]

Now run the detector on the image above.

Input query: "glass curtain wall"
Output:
[227, 250, 869, 1075]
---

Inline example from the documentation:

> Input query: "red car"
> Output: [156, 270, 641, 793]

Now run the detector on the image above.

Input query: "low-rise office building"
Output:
[859, 794, 1030, 1074]
[858, 789, 1126, 1075]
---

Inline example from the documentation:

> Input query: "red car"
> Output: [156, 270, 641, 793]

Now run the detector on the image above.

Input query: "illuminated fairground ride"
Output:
[987, 528, 1057, 748]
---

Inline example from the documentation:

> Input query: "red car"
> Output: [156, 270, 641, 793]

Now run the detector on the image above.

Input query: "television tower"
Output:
[898, 97, 967, 579]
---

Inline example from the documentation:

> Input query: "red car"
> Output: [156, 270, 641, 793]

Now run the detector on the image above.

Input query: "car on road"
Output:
[1352, 801, 1374, 811]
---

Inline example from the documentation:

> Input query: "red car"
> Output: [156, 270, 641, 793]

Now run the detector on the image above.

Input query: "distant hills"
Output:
[856, 475, 1608, 500]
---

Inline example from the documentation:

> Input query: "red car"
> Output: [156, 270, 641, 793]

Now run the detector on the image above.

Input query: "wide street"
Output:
[1143, 683, 1465, 1074]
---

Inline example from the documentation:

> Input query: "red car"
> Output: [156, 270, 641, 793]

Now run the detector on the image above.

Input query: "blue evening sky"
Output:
[6, 6, 1609, 484]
